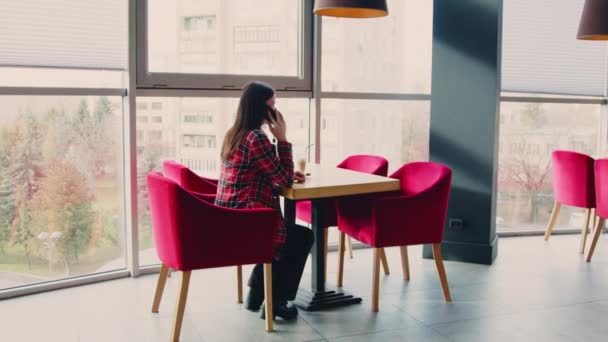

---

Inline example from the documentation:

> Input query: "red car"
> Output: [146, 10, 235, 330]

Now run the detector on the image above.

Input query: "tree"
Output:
[0, 165, 15, 252]
[32, 161, 94, 274]
[41, 107, 73, 163]
[10, 111, 44, 265]
[0, 128, 17, 252]
[91, 97, 116, 177]
[501, 141, 552, 223]
[137, 147, 162, 222]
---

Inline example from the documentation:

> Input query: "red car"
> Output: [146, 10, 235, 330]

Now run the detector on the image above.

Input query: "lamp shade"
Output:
[313, 0, 388, 18]
[577, 0, 608, 40]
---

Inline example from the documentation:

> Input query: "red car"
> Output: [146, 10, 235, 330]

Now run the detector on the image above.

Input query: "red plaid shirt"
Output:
[215, 129, 294, 246]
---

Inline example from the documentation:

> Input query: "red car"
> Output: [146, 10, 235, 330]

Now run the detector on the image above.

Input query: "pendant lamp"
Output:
[313, 0, 388, 18]
[577, 0, 608, 40]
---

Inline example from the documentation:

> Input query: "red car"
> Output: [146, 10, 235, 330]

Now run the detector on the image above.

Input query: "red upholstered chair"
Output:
[336, 162, 453, 311]
[544, 150, 596, 254]
[147, 173, 277, 340]
[295, 155, 390, 276]
[586, 159, 608, 262]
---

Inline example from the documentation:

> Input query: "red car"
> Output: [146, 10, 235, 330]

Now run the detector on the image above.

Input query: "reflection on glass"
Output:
[136, 97, 310, 266]
[497, 102, 602, 232]
[0, 96, 125, 290]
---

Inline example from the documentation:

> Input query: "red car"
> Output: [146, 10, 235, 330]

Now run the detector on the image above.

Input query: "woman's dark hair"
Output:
[221, 81, 275, 160]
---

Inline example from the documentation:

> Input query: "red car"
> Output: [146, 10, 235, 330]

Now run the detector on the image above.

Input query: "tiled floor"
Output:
[2, 234, 608, 341]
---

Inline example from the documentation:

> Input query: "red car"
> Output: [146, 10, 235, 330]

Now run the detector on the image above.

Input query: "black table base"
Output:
[295, 288, 362, 311]
[284, 198, 364, 311]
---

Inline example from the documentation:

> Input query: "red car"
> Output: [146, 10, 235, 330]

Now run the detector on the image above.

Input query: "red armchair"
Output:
[336, 161, 453, 311]
[147, 173, 278, 339]
[544, 150, 596, 254]
[295, 155, 390, 276]
[586, 159, 608, 262]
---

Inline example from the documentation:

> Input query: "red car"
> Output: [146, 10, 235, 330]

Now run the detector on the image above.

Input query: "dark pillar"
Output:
[424, 0, 503, 265]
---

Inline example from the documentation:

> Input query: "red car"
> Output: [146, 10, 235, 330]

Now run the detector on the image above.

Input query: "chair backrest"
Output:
[390, 161, 452, 196]
[552, 150, 595, 208]
[337, 155, 389, 176]
[163, 160, 218, 194]
[373, 162, 452, 246]
[595, 159, 608, 218]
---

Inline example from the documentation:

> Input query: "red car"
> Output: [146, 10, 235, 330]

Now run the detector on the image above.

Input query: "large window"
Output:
[0, 96, 125, 290]
[0, 1, 127, 296]
[321, 0, 433, 94]
[138, 0, 313, 90]
[496, 100, 603, 233]
[136, 97, 311, 266]
[320, 99, 430, 173]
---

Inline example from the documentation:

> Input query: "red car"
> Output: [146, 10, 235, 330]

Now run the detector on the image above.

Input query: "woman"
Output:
[215, 81, 313, 320]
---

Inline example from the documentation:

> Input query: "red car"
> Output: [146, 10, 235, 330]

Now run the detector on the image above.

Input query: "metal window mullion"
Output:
[0, 270, 130, 300]
[312, 12, 322, 164]
[125, 0, 140, 277]
[136, 87, 311, 98]
[0, 87, 126, 96]
[320, 92, 431, 101]
[501, 95, 606, 105]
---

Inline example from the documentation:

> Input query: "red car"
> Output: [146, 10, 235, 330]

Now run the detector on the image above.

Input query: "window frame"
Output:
[136, 0, 313, 92]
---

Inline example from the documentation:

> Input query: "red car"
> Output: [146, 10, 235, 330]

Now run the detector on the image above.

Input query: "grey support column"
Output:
[423, 0, 503, 265]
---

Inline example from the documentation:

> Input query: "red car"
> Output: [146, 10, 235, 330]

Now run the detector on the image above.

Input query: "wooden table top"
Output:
[280, 164, 400, 200]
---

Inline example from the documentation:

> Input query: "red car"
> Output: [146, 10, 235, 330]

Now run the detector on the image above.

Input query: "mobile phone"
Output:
[266, 105, 277, 121]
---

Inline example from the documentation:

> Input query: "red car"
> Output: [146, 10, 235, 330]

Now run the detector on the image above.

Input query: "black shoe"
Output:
[260, 301, 298, 320]
[245, 288, 264, 312]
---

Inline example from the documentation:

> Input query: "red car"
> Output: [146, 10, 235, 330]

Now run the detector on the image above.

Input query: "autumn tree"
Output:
[32, 161, 94, 274]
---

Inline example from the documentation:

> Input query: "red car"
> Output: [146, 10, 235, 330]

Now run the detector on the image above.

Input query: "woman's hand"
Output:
[268, 109, 287, 142]
[294, 170, 306, 183]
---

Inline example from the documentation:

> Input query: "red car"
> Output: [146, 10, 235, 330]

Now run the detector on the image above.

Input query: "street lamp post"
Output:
[37, 231, 62, 273]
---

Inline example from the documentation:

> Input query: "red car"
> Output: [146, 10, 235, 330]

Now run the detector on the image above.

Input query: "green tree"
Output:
[10, 111, 44, 266]
[91, 97, 116, 177]
[137, 147, 162, 222]
[33, 161, 94, 274]
[0, 165, 15, 252]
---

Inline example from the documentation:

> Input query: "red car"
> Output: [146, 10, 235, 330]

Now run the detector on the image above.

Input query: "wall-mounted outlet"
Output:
[448, 218, 464, 230]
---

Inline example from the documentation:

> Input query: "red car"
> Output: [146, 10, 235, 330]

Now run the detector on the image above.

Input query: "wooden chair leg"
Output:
[580, 208, 592, 254]
[171, 271, 191, 342]
[544, 201, 561, 241]
[587, 218, 605, 262]
[237, 265, 243, 304]
[347, 236, 354, 259]
[432, 244, 452, 302]
[380, 248, 390, 275]
[324, 228, 329, 280]
[400, 246, 410, 281]
[152, 264, 170, 313]
[263, 263, 273, 332]
[337, 231, 346, 288]
[372, 248, 380, 312]
[167, 268, 172, 278]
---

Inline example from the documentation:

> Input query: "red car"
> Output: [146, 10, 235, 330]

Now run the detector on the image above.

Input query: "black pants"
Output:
[248, 224, 314, 302]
